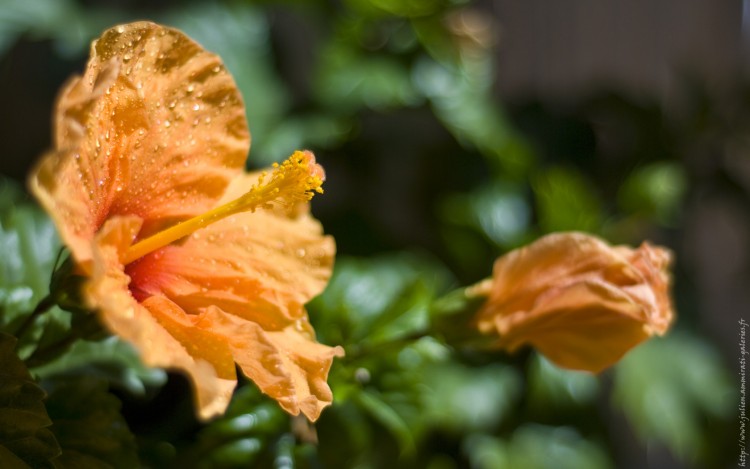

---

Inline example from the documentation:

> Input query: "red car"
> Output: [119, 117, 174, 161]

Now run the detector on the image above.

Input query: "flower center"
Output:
[123, 150, 325, 265]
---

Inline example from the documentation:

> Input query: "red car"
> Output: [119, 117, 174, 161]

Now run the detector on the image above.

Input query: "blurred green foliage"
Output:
[0, 0, 741, 468]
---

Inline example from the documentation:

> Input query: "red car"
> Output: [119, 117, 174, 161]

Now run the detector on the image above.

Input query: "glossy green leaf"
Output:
[44, 377, 139, 469]
[0, 181, 69, 360]
[0, 332, 61, 468]
[309, 253, 452, 347]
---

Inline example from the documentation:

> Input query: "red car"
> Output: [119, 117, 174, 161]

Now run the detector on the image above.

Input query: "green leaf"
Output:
[44, 377, 139, 469]
[32, 337, 166, 396]
[533, 167, 603, 233]
[309, 253, 452, 348]
[315, 43, 421, 113]
[527, 353, 599, 410]
[0, 332, 61, 468]
[355, 389, 416, 456]
[423, 362, 521, 433]
[0, 185, 60, 315]
[0, 183, 74, 360]
[617, 161, 687, 226]
[0, 0, 73, 54]
[347, 0, 443, 18]
[411, 55, 534, 178]
[613, 333, 735, 463]
[463, 425, 614, 469]
[439, 181, 532, 249]
[177, 385, 287, 469]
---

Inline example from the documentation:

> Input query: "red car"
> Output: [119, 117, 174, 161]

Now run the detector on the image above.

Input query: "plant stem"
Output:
[25, 332, 79, 368]
[14, 293, 56, 340]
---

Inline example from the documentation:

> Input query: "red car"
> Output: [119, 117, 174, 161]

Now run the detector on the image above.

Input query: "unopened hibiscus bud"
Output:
[472, 232, 674, 373]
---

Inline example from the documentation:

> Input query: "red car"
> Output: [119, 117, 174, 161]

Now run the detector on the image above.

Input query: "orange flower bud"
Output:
[473, 232, 674, 373]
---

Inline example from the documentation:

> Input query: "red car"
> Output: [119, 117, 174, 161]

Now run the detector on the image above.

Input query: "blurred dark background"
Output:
[0, 1, 745, 468]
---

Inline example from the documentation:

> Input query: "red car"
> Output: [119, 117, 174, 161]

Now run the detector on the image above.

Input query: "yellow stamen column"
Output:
[123, 151, 324, 265]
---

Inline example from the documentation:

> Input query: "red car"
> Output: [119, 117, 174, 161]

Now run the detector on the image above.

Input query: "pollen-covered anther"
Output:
[261, 150, 325, 205]
[123, 150, 326, 265]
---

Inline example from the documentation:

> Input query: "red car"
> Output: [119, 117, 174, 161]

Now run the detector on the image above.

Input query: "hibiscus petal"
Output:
[495, 280, 651, 373]
[87, 216, 237, 419]
[126, 184, 335, 327]
[200, 307, 344, 422]
[29, 21, 249, 265]
[476, 232, 636, 325]
[29, 66, 143, 269]
[617, 243, 673, 334]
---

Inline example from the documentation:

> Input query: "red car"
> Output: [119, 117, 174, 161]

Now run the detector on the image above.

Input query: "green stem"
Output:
[14, 293, 56, 340]
[25, 331, 79, 368]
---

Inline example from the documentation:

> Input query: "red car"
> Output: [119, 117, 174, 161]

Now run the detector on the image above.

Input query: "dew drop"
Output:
[186, 84, 195, 94]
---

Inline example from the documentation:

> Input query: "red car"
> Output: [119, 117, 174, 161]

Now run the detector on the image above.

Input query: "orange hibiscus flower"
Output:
[472, 232, 674, 373]
[29, 21, 343, 421]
